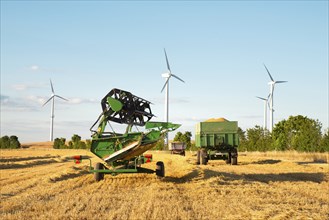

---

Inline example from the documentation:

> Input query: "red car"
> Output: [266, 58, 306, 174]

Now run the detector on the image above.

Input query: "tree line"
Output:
[1, 115, 328, 152]
[238, 115, 328, 152]
[53, 134, 91, 149]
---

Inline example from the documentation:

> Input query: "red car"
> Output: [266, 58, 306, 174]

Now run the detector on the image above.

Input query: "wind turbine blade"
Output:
[267, 94, 272, 109]
[171, 74, 185, 83]
[55, 95, 68, 102]
[164, 48, 171, 72]
[276, 81, 288, 84]
[50, 79, 55, 93]
[256, 96, 266, 101]
[161, 77, 170, 93]
[263, 64, 274, 81]
[43, 96, 53, 106]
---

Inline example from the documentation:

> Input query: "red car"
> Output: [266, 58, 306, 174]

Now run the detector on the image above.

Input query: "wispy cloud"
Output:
[26, 95, 48, 105]
[169, 116, 207, 123]
[25, 64, 62, 73]
[30, 65, 40, 71]
[150, 97, 190, 105]
[1, 94, 98, 112]
[27, 95, 98, 106]
[1, 95, 40, 112]
[12, 82, 46, 91]
[0, 95, 9, 103]
[239, 115, 262, 119]
[68, 98, 98, 104]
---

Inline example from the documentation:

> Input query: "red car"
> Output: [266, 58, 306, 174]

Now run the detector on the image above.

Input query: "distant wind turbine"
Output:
[256, 94, 270, 130]
[161, 49, 185, 147]
[263, 64, 287, 132]
[43, 79, 68, 141]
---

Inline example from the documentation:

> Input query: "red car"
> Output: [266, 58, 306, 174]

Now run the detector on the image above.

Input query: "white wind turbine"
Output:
[256, 94, 270, 130]
[43, 79, 68, 141]
[161, 49, 185, 147]
[263, 64, 287, 132]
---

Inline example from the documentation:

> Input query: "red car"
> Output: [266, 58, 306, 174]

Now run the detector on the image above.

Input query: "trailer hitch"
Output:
[70, 155, 92, 169]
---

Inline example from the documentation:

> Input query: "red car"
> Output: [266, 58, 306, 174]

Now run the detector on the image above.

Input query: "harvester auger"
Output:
[72, 88, 180, 181]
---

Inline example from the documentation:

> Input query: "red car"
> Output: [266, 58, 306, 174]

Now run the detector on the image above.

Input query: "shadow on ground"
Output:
[0, 155, 58, 163]
[251, 159, 282, 165]
[48, 169, 90, 182]
[0, 159, 59, 169]
[164, 168, 326, 184]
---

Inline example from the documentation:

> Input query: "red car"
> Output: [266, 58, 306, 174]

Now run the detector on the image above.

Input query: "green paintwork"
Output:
[195, 121, 239, 148]
[107, 96, 123, 112]
[91, 132, 143, 160]
[90, 121, 180, 174]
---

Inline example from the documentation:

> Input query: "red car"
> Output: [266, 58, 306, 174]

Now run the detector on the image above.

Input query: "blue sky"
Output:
[1, 1, 328, 143]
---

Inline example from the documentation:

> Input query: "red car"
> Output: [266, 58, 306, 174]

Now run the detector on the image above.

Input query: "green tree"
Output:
[173, 132, 183, 142]
[237, 127, 247, 151]
[319, 129, 329, 152]
[78, 141, 87, 149]
[173, 131, 192, 150]
[272, 120, 288, 151]
[53, 138, 66, 149]
[245, 126, 272, 151]
[86, 139, 92, 149]
[9, 136, 20, 149]
[272, 115, 322, 152]
[53, 138, 60, 149]
[71, 134, 81, 148]
[0, 136, 10, 149]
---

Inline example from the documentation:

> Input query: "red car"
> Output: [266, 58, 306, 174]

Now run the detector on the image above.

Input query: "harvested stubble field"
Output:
[0, 143, 328, 220]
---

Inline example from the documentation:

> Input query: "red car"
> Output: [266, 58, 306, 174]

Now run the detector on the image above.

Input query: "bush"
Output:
[0, 135, 21, 149]
[272, 115, 323, 152]
[53, 135, 90, 149]
[53, 138, 67, 149]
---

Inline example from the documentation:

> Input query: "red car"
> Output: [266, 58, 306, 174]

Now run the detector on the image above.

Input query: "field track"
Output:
[1, 145, 328, 220]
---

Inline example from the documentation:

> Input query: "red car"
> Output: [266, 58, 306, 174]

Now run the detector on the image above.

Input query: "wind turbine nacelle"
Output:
[162, 73, 170, 78]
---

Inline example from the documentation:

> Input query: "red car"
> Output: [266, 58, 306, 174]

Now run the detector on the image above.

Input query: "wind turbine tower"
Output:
[43, 79, 68, 141]
[256, 95, 270, 130]
[263, 64, 287, 132]
[161, 49, 185, 147]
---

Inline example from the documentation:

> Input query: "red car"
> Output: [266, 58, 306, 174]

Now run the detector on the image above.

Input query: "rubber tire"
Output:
[156, 161, 165, 177]
[94, 162, 104, 182]
[232, 156, 238, 165]
[201, 149, 208, 165]
[196, 150, 201, 165]
[226, 153, 232, 164]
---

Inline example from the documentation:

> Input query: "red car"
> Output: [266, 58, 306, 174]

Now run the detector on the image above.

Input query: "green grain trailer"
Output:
[195, 119, 239, 165]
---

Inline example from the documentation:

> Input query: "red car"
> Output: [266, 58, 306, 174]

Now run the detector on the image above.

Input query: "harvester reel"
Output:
[101, 88, 154, 126]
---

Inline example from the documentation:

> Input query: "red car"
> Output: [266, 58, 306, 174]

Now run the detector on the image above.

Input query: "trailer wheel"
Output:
[156, 161, 165, 177]
[232, 156, 238, 165]
[226, 153, 232, 164]
[196, 150, 200, 165]
[201, 149, 208, 165]
[94, 162, 104, 182]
